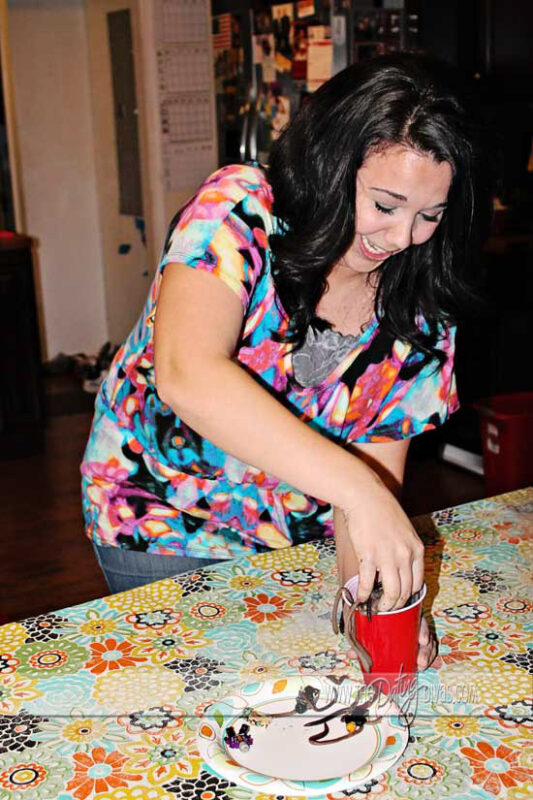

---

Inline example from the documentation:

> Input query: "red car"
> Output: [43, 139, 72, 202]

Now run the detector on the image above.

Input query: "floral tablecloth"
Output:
[0, 489, 532, 800]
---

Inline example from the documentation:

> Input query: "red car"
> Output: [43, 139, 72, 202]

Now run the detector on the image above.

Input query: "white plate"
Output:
[197, 675, 409, 796]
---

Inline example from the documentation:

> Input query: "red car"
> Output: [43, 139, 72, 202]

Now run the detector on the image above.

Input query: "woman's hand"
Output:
[417, 614, 438, 670]
[343, 480, 425, 612]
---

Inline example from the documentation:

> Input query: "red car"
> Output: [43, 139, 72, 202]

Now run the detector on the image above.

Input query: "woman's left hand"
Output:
[417, 614, 438, 670]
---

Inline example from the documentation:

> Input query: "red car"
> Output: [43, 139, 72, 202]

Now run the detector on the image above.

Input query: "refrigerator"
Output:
[211, 0, 421, 166]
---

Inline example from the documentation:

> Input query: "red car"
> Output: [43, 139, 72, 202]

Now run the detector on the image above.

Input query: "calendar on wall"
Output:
[162, 142, 217, 190]
[156, 0, 208, 43]
[154, 0, 217, 192]
[156, 44, 212, 94]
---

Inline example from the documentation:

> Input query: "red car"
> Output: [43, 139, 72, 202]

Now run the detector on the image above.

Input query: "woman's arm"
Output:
[155, 263, 424, 610]
[334, 439, 410, 586]
[348, 440, 409, 500]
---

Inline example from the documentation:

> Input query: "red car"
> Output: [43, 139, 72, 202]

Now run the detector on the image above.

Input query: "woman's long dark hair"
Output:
[268, 54, 492, 363]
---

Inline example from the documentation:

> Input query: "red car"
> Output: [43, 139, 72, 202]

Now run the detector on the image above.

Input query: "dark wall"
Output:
[419, 0, 533, 89]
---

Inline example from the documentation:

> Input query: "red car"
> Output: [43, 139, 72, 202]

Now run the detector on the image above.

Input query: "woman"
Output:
[82, 55, 486, 670]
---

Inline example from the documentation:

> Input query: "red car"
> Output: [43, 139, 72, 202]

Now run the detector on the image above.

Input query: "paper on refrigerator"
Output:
[307, 39, 333, 91]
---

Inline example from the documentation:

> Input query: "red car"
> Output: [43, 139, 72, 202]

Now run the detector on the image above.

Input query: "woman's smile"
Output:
[359, 234, 397, 261]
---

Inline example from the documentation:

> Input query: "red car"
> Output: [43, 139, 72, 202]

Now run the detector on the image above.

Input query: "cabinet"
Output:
[0, 233, 44, 456]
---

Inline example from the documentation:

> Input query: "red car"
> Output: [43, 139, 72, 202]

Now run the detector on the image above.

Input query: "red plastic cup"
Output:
[344, 576, 426, 697]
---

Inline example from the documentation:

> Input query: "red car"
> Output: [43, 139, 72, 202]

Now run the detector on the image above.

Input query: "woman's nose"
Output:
[385, 220, 413, 252]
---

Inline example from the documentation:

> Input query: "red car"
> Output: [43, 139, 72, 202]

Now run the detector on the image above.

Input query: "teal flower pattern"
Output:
[200, 622, 257, 661]
[23, 675, 94, 717]
[202, 562, 277, 601]
[412, 702, 504, 751]
[30, 713, 128, 756]
[58, 601, 132, 644]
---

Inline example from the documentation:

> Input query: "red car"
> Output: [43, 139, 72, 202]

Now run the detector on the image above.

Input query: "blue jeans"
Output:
[92, 542, 227, 594]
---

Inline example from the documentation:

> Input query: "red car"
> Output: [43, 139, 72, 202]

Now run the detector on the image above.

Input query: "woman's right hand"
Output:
[342, 478, 425, 612]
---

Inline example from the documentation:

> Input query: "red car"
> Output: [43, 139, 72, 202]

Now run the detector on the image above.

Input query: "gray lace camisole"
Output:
[292, 326, 364, 388]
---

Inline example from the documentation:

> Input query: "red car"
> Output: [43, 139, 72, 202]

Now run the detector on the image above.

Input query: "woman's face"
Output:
[342, 144, 452, 276]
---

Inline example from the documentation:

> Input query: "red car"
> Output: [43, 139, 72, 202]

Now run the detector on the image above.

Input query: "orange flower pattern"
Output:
[461, 742, 532, 795]
[243, 592, 303, 623]
[66, 746, 140, 799]
[86, 639, 146, 674]
[432, 632, 479, 668]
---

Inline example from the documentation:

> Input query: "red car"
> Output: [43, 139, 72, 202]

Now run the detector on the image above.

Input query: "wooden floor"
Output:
[0, 379, 486, 623]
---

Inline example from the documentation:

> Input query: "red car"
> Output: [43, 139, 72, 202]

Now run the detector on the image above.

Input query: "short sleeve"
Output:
[349, 325, 460, 442]
[160, 165, 273, 310]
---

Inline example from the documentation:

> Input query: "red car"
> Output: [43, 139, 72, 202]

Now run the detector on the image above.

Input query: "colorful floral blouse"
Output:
[82, 164, 459, 559]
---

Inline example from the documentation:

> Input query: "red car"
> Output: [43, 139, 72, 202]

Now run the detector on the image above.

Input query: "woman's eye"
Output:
[421, 213, 441, 223]
[374, 202, 394, 215]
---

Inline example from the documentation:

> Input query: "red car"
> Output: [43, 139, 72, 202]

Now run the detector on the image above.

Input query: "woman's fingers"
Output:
[393, 555, 416, 611]
[417, 615, 438, 670]
[393, 534, 424, 610]
[356, 560, 378, 604]
[356, 543, 421, 610]
[418, 637, 437, 669]
[419, 614, 430, 645]
[377, 566, 401, 612]
[411, 545, 425, 595]
[379, 536, 423, 611]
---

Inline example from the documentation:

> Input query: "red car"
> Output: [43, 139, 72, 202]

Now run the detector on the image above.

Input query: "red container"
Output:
[344, 576, 425, 696]
[475, 392, 533, 496]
